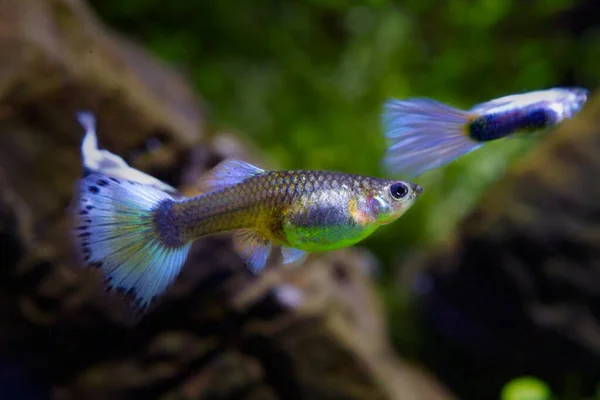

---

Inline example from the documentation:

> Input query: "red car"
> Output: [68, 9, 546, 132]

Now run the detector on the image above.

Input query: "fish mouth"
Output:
[570, 87, 589, 104]
[412, 183, 424, 196]
[578, 89, 589, 104]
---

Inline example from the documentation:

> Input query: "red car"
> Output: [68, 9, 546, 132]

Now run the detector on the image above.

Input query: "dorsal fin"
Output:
[199, 159, 264, 192]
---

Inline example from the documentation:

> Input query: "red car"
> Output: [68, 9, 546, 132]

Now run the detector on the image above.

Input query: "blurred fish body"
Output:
[71, 113, 423, 310]
[382, 87, 589, 178]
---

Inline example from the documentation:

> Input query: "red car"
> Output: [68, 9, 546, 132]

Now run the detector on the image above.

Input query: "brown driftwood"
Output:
[0, 0, 454, 399]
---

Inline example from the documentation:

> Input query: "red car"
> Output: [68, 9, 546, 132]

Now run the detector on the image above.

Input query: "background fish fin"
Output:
[199, 159, 264, 192]
[281, 246, 308, 265]
[382, 98, 481, 178]
[233, 229, 272, 273]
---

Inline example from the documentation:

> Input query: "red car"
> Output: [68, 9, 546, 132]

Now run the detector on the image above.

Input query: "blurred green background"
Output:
[88, 1, 600, 398]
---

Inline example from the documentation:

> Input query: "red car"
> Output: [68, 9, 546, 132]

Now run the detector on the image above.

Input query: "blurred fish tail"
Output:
[382, 98, 482, 178]
[76, 110, 178, 194]
[72, 173, 191, 310]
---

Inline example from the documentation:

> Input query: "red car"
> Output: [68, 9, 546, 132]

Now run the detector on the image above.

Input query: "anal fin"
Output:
[233, 229, 272, 273]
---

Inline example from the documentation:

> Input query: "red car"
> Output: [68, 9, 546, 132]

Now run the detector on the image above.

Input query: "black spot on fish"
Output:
[77, 232, 91, 238]
[85, 205, 94, 211]
[468, 107, 553, 142]
[109, 177, 121, 184]
[76, 225, 88, 231]
[521, 108, 552, 131]
[90, 261, 103, 269]
[79, 210, 89, 216]
[83, 253, 91, 262]
[96, 179, 109, 187]
[88, 186, 99, 194]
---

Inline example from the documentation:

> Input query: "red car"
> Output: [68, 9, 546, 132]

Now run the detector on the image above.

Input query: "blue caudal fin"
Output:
[71, 172, 191, 310]
[76, 111, 178, 194]
[381, 98, 483, 178]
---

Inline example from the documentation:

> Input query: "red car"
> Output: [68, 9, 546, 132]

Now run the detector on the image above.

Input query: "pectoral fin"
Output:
[281, 246, 308, 265]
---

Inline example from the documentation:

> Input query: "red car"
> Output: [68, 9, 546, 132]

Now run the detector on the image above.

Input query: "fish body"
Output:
[382, 87, 589, 178]
[167, 169, 415, 252]
[72, 115, 422, 310]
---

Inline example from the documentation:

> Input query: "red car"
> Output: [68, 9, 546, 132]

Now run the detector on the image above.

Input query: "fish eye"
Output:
[390, 182, 409, 200]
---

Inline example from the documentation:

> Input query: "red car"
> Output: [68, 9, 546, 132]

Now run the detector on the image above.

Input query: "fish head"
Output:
[562, 87, 589, 118]
[365, 179, 423, 225]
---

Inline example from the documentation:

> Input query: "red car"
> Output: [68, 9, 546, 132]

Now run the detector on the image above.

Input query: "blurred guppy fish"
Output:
[72, 112, 423, 310]
[382, 87, 589, 178]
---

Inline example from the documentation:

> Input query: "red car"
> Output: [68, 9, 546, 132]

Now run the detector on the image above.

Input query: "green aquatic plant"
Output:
[501, 376, 553, 400]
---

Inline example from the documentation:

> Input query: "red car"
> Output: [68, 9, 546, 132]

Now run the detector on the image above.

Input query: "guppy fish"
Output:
[71, 114, 423, 310]
[382, 87, 589, 178]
